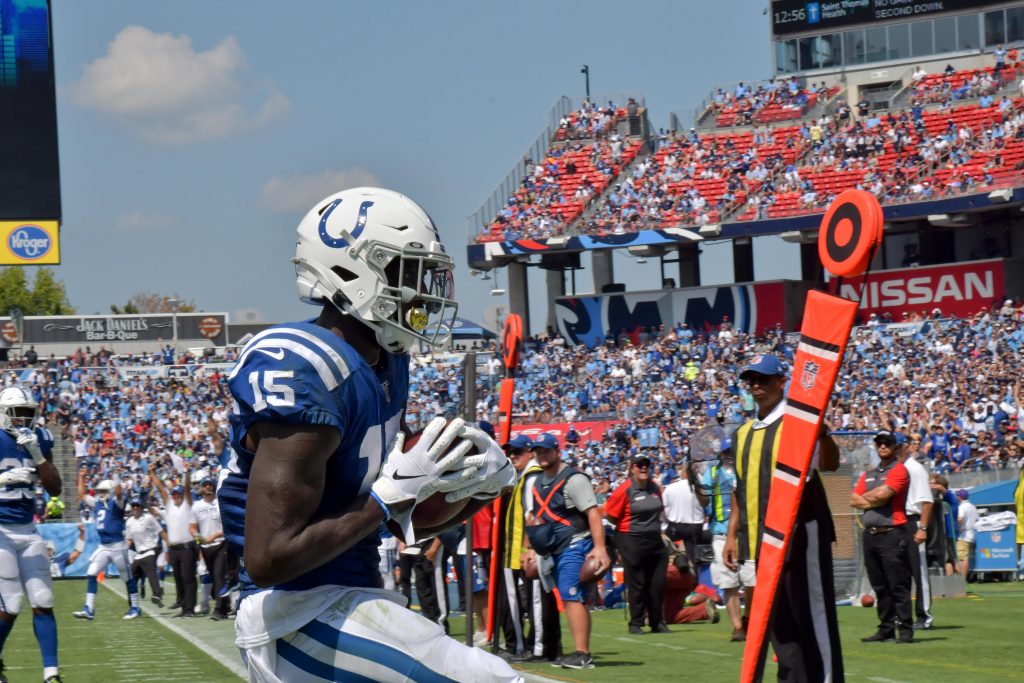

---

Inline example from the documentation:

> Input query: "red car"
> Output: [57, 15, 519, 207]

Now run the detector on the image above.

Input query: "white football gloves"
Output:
[16, 429, 47, 466]
[443, 423, 517, 503]
[372, 417, 480, 542]
[0, 466, 37, 487]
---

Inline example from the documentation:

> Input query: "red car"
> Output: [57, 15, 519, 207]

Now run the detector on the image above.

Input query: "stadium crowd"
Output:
[0, 297, 1019, 655]
[3, 299, 1022, 521]
[466, 300, 1024, 490]
[479, 52, 1024, 243]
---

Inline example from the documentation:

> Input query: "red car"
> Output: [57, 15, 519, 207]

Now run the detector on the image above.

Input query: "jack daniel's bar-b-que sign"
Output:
[0, 313, 228, 345]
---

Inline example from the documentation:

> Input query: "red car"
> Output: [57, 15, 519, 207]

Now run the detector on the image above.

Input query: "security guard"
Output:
[851, 430, 913, 644]
[45, 495, 65, 520]
[723, 354, 843, 682]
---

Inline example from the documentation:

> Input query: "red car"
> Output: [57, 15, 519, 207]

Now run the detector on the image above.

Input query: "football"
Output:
[579, 556, 608, 584]
[404, 425, 471, 529]
[861, 594, 875, 608]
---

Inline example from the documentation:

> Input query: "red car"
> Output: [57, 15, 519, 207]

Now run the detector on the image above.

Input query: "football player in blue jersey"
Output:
[0, 387, 64, 683]
[72, 466, 142, 621]
[218, 187, 518, 682]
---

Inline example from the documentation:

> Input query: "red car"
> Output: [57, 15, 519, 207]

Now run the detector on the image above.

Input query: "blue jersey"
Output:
[90, 495, 127, 544]
[0, 427, 53, 525]
[218, 321, 408, 592]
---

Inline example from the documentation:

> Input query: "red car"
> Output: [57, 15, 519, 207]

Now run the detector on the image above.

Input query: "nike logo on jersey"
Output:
[254, 348, 286, 360]
[392, 472, 423, 480]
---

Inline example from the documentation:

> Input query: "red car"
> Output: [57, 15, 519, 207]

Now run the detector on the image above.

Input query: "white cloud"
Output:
[260, 168, 383, 213]
[114, 211, 174, 233]
[233, 308, 268, 324]
[72, 26, 289, 144]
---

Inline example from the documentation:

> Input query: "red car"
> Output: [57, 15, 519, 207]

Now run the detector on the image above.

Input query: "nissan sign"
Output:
[830, 259, 1008, 319]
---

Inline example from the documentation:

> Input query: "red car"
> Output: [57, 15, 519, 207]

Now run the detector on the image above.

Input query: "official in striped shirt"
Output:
[723, 354, 844, 683]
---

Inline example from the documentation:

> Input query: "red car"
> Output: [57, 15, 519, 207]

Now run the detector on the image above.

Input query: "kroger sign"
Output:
[7, 225, 52, 260]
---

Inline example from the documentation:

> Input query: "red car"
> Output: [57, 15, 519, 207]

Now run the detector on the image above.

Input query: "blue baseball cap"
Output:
[739, 354, 786, 380]
[170, 485, 185, 495]
[477, 421, 495, 438]
[530, 433, 560, 450]
[504, 434, 532, 451]
[129, 498, 143, 507]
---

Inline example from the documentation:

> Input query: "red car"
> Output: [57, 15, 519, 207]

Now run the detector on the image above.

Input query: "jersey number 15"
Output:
[248, 371, 295, 411]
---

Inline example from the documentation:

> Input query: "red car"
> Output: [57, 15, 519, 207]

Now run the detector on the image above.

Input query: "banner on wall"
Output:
[828, 259, 1010, 321]
[507, 420, 618, 447]
[115, 362, 235, 381]
[554, 280, 809, 348]
[39, 522, 119, 578]
[0, 313, 229, 346]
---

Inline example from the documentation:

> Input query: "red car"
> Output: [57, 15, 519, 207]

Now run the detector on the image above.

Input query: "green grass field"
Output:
[1, 580, 1020, 682]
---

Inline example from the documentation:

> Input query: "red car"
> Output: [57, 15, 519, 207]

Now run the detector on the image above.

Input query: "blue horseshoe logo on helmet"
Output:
[318, 198, 375, 248]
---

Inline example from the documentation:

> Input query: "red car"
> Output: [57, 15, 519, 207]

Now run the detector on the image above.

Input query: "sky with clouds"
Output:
[45, 0, 791, 331]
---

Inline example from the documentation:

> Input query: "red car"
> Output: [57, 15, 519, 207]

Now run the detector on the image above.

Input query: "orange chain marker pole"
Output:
[741, 190, 883, 682]
[486, 314, 523, 643]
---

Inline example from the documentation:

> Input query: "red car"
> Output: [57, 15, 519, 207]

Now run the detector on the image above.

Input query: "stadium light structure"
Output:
[580, 65, 590, 99]
[168, 297, 180, 351]
[698, 223, 722, 237]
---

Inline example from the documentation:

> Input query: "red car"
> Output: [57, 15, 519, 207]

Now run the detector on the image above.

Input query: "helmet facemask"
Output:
[4, 406, 37, 432]
[0, 388, 37, 434]
[293, 188, 459, 354]
[366, 240, 457, 352]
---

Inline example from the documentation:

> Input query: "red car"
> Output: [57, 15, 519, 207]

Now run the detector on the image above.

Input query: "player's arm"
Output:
[243, 421, 388, 588]
[113, 479, 127, 505]
[68, 523, 86, 565]
[34, 458, 61, 497]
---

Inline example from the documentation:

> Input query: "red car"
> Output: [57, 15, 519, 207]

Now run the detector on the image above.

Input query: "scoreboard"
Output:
[0, 0, 61, 225]
[772, 0, 1006, 37]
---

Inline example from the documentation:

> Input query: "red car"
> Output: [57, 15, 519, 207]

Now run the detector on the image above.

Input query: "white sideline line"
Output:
[100, 582, 563, 683]
[101, 581, 247, 680]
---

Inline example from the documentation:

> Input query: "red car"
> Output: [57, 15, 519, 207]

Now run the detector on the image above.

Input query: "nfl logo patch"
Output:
[800, 360, 819, 391]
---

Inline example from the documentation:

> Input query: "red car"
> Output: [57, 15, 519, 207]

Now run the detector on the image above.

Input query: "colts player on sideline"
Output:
[0, 387, 63, 683]
[218, 187, 518, 683]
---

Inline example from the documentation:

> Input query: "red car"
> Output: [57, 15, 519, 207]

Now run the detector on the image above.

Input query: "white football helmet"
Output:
[293, 187, 458, 353]
[96, 479, 114, 500]
[0, 387, 37, 434]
